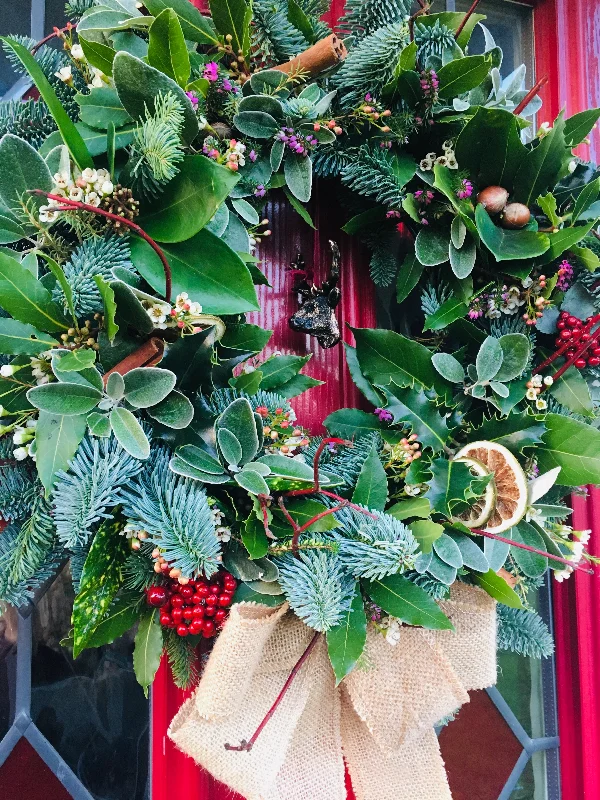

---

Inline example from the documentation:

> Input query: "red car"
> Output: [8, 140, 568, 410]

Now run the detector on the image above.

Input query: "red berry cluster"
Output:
[145, 571, 237, 639]
[556, 312, 600, 369]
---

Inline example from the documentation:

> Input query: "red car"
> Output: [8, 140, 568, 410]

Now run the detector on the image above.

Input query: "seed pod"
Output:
[477, 186, 509, 214]
[501, 202, 531, 229]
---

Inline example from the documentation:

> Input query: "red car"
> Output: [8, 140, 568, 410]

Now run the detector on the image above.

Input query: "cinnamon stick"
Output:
[497, 568, 518, 589]
[273, 34, 347, 78]
[103, 337, 165, 384]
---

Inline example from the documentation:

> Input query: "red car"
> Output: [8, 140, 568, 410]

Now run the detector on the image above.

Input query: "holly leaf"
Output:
[364, 574, 453, 630]
[324, 408, 384, 439]
[425, 457, 478, 518]
[133, 609, 164, 696]
[85, 593, 142, 648]
[379, 384, 449, 454]
[513, 111, 571, 207]
[352, 442, 387, 511]
[326, 585, 367, 685]
[72, 517, 129, 657]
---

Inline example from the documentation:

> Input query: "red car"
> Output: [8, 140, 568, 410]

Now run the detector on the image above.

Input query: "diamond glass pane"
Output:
[0, 737, 73, 800]
[30, 570, 150, 800]
[496, 649, 546, 739]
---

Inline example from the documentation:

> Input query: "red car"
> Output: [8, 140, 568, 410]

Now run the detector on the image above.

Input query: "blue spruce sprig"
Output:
[497, 606, 555, 659]
[121, 447, 221, 579]
[334, 506, 418, 580]
[276, 548, 355, 632]
[52, 434, 145, 548]
[0, 523, 63, 606]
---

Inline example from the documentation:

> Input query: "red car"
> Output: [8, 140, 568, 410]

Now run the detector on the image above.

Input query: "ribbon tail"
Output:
[341, 689, 452, 800]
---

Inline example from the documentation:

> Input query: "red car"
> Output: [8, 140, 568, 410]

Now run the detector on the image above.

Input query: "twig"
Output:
[513, 76, 549, 116]
[472, 528, 594, 574]
[258, 495, 275, 539]
[311, 437, 351, 490]
[28, 190, 173, 302]
[31, 23, 76, 54]
[224, 632, 320, 752]
[455, 0, 483, 39]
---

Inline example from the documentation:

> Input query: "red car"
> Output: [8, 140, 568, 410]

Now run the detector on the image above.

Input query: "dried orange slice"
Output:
[452, 456, 496, 529]
[454, 441, 528, 533]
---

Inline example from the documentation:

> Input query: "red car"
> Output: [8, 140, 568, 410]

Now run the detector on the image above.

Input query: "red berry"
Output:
[196, 585, 209, 598]
[146, 586, 168, 607]
[571, 328, 582, 339]
[566, 350, 576, 359]
[204, 606, 215, 617]
[222, 573, 234, 582]
[593, 347, 600, 356]
[557, 321, 566, 330]
[209, 584, 220, 595]
[177, 624, 189, 637]
[180, 585, 194, 601]
[575, 358, 587, 369]
[218, 594, 232, 608]
[170, 595, 184, 608]
[202, 620, 216, 638]
[223, 577, 237, 592]
[582, 332, 592, 341]
[560, 329, 572, 340]
[560, 311, 569, 319]
[183, 607, 194, 620]
[171, 608, 183, 623]
[160, 613, 171, 626]
[588, 356, 600, 367]
[189, 621, 203, 636]
[192, 605, 205, 618]
[215, 609, 227, 623]
[206, 594, 218, 606]
[191, 593, 203, 604]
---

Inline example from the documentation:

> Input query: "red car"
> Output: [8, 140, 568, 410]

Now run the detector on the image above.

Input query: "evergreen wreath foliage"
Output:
[276, 549, 355, 632]
[332, 21, 410, 107]
[333, 506, 418, 580]
[340, 146, 408, 208]
[414, 20, 457, 65]
[0, 439, 36, 522]
[52, 435, 144, 548]
[304, 433, 383, 491]
[0, 527, 63, 607]
[53, 234, 135, 317]
[497, 607, 555, 659]
[5, 495, 55, 586]
[251, 0, 309, 67]
[337, 0, 411, 40]
[121, 448, 221, 579]
[164, 628, 200, 689]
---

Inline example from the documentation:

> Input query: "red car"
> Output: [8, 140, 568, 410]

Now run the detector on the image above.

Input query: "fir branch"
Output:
[337, 0, 412, 40]
[53, 233, 135, 317]
[0, 524, 63, 606]
[121, 447, 221, 579]
[127, 92, 185, 199]
[333, 506, 418, 579]
[405, 570, 450, 600]
[414, 20, 456, 66]
[123, 542, 158, 592]
[69, 543, 90, 593]
[341, 146, 408, 208]
[303, 432, 383, 492]
[276, 548, 355, 632]
[7, 494, 56, 585]
[312, 144, 355, 178]
[332, 20, 411, 107]
[369, 240, 398, 287]
[164, 628, 199, 689]
[497, 606, 554, 659]
[204, 388, 290, 417]
[0, 99, 59, 150]
[421, 281, 452, 317]
[251, 0, 308, 68]
[52, 435, 144, 548]
[0, 439, 37, 522]
[65, 0, 97, 19]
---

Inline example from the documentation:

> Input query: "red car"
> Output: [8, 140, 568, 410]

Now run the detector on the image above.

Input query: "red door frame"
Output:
[152, 2, 600, 798]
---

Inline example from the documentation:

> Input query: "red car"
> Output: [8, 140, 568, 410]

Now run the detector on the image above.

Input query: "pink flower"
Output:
[203, 62, 219, 82]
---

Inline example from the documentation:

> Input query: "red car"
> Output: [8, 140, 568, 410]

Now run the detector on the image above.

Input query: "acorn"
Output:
[476, 185, 509, 214]
[500, 202, 531, 229]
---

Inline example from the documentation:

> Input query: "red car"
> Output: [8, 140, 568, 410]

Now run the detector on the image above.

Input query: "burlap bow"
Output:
[169, 583, 497, 800]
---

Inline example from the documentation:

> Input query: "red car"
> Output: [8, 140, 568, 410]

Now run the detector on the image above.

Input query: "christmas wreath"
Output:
[1, 0, 600, 796]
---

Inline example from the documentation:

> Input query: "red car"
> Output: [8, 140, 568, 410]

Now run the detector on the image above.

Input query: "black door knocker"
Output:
[288, 240, 341, 348]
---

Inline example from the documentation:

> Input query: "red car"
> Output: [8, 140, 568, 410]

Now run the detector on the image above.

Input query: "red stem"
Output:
[513, 76, 549, 116]
[258, 495, 274, 540]
[296, 503, 348, 534]
[472, 528, 594, 574]
[224, 632, 320, 752]
[455, 0, 483, 39]
[311, 438, 351, 489]
[32, 23, 76, 54]
[30, 190, 173, 302]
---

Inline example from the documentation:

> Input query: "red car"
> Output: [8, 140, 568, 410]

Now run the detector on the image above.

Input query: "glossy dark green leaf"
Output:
[538, 413, 600, 486]
[0, 319, 58, 355]
[259, 354, 311, 390]
[473, 568, 523, 608]
[242, 514, 270, 559]
[395, 252, 423, 303]
[437, 55, 491, 98]
[143, 0, 219, 45]
[129, 231, 259, 315]
[380, 384, 449, 453]
[388, 497, 431, 521]
[0, 251, 69, 333]
[365, 575, 454, 630]
[324, 408, 384, 439]
[208, 0, 252, 56]
[352, 327, 438, 388]
[564, 108, 600, 147]
[476, 205, 550, 261]
[134, 610, 163, 696]
[424, 297, 468, 331]
[35, 410, 87, 493]
[511, 522, 548, 578]
[148, 8, 190, 87]
[513, 112, 570, 207]
[476, 411, 546, 454]
[326, 585, 367, 685]
[352, 442, 387, 511]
